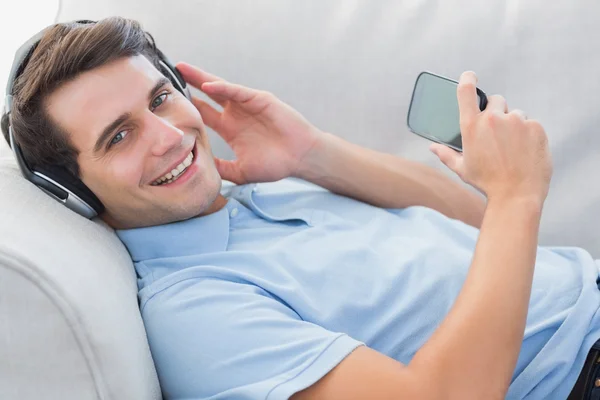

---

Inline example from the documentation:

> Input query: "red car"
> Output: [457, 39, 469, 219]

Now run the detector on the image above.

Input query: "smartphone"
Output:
[407, 71, 487, 152]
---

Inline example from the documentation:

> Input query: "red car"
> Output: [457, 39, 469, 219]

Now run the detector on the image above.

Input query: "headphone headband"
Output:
[3, 19, 191, 219]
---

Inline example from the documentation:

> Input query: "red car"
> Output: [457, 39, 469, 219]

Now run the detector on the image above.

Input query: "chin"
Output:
[112, 169, 223, 228]
[179, 176, 223, 220]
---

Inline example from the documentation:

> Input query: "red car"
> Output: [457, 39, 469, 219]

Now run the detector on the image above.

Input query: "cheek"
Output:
[110, 156, 145, 186]
[89, 154, 145, 192]
[174, 96, 204, 126]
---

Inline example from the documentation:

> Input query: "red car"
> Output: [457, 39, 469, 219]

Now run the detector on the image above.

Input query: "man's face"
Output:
[47, 55, 223, 229]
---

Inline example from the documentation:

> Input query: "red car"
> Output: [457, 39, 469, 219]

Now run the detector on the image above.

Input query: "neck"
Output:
[103, 194, 229, 230]
[200, 193, 228, 216]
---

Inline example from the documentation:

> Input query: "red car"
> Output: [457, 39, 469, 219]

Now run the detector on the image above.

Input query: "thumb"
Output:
[429, 143, 464, 178]
[214, 158, 247, 185]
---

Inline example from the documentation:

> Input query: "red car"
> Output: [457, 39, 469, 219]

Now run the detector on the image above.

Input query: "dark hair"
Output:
[1, 17, 163, 177]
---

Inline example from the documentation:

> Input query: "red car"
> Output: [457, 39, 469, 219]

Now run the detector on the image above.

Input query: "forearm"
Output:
[296, 132, 485, 228]
[410, 197, 542, 399]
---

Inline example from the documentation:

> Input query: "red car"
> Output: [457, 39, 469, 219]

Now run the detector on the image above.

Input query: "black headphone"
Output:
[3, 19, 191, 219]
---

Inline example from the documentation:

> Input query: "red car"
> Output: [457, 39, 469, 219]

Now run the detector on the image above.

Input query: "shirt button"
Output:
[230, 208, 239, 218]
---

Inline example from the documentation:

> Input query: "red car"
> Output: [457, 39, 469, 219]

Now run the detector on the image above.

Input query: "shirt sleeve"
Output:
[140, 276, 364, 399]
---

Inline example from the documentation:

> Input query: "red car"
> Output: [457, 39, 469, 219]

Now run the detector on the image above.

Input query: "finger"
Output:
[175, 62, 224, 90]
[202, 81, 260, 104]
[430, 143, 465, 178]
[509, 109, 527, 121]
[487, 95, 508, 114]
[457, 71, 480, 122]
[213, 158, 247, 185]
[190, 96, 223, 132]
[200, 91, 229, 108]
[176, 62, 229, 106]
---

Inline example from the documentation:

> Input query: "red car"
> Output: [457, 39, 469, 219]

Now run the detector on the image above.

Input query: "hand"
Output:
[429, 71, 553, 205]
[176, 62, 322, 184]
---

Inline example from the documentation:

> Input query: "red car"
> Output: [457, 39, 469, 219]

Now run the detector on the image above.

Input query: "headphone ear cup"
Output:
[156, 55, 191, 101]
[35, 165, 104, 217]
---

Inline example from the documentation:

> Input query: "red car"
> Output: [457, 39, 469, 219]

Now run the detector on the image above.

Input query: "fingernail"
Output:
[461, 70, 478, 82]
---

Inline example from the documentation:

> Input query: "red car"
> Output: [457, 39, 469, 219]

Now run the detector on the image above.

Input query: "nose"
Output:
[146, 113, 185, 157]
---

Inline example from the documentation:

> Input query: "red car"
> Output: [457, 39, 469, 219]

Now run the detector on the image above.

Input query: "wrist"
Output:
[293, 130, 336, 181]
[485, 194, 545, 218]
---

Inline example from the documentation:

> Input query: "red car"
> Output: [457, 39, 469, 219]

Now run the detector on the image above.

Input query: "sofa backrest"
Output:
[2, 0, 600, 398]
[0, 138, 160, 399]
[57, 0, 600, 256]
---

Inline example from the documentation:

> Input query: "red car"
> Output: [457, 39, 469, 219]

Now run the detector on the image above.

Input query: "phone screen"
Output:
[407, 72, 486, 152]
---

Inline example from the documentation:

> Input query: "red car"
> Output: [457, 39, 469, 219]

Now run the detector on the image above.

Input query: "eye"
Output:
[109, 130, 128, 147]
[151, 92, 169, 110]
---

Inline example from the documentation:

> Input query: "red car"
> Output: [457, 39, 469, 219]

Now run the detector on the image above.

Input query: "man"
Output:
[3, 17, 599, 399]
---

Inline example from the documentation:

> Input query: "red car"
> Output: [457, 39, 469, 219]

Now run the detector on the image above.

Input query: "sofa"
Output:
[2, 0, 599, 398]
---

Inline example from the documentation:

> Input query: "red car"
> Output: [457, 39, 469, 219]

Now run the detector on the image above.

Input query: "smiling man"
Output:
[47, 53, 226, 228]
[3, 17, 600, 400]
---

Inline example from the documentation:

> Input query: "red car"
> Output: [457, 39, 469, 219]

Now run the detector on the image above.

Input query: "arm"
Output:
[178, 65, 552, 399]
[294, 72, 552, 399]
[294, 196, 542, 400]
[176, 62, 485, 228]
[295, 131, 486, 228]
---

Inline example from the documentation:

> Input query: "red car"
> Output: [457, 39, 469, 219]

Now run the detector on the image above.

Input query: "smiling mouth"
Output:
[151, 147, 195, 186]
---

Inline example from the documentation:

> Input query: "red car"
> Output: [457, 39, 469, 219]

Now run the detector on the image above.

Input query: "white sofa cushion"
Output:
[0, 138, 161, 399]
[57, 0, 600, 256]
[2, 0, 600, 398]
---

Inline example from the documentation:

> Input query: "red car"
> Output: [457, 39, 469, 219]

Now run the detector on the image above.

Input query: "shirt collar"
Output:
[116, 201, 231, 262]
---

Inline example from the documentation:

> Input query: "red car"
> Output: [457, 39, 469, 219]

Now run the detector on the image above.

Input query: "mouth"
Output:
[150, 143, 197, 187]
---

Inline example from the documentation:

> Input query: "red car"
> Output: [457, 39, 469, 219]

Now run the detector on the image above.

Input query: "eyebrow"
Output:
[93, 76, 172, 154]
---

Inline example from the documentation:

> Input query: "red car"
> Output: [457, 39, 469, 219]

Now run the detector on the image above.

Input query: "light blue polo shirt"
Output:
[117, 178, 600, 400]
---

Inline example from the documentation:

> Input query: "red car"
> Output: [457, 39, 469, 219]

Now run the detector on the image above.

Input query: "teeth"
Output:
[152, 150, 194, 186]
